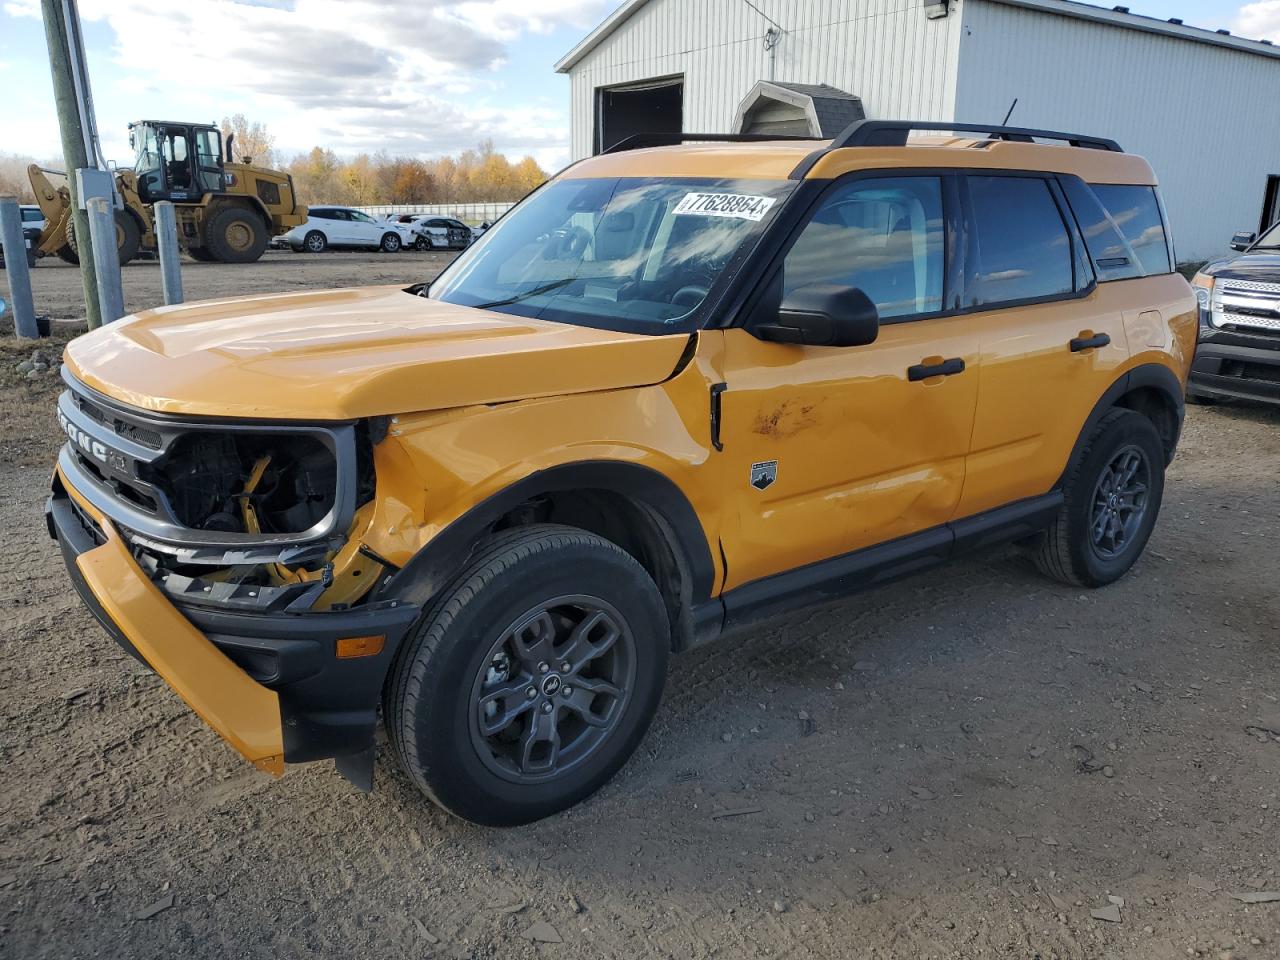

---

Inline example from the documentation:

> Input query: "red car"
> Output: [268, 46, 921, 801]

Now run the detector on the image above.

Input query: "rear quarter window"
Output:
[1090, 184, 1172, 276]
[1060, 177, 1143, 282]
[968, 176, 1074, 306]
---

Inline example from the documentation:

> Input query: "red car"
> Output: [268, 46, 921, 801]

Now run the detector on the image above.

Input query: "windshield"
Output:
[428, 177, 795, 333]
[1255, 221, 1280, 249]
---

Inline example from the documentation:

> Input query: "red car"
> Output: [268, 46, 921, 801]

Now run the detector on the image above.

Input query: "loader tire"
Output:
[55, 245, 79, 265]
[203, 206, 268, 264]
[67, 210, 141, 266]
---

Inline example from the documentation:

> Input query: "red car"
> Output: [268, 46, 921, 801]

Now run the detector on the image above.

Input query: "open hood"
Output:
[64, 285, 692, 421]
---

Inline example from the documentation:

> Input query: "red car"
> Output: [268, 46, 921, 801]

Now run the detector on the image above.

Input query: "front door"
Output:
[717, 174, 981, 592]
[349, 210, 382, 246]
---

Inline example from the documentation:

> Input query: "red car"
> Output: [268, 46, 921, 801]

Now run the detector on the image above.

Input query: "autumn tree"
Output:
[220, 114, 276, 167]
[281, 140, 548, 207]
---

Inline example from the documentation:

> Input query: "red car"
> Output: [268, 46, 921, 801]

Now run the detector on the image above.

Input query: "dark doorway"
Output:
[595, 78, 683, 154]
[1261, 175, 1280, 233]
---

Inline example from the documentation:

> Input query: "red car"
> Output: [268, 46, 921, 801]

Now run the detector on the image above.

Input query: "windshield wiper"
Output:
[473, 278, 575, 310]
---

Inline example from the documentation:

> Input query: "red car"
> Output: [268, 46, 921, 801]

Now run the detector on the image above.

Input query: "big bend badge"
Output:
[750, 460, 778, 491]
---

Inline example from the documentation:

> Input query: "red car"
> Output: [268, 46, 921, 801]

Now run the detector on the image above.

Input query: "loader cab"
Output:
[128, 121, 226, 204]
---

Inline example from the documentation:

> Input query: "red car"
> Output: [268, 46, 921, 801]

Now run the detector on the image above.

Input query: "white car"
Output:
[282, 206, 416, 253]
[21, 204, 46, 234]
[383, 214, 475, 250]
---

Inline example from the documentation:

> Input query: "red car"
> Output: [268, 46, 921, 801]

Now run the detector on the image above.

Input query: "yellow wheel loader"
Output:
[29, 120, 306, 266]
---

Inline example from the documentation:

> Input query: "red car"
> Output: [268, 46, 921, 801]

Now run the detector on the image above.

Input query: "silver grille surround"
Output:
[1212, 277, 1280, 333]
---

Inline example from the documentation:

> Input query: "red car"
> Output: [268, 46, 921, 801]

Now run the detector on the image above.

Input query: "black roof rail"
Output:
[601, 132, 821, 154]
[830, 119, 1123, 153]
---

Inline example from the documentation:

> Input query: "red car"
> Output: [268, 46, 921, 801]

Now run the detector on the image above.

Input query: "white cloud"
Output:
[1235, 0, 1280, 39]
[8, 0, 603, 161]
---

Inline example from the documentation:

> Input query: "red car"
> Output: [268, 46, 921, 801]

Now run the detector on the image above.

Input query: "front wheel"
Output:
[414, 235, 432, 251]
[203, 206, 268, 263]
[1030, 408, 1166, 587]
[380, 232, 402, 253]
[383, 525, 669, 826]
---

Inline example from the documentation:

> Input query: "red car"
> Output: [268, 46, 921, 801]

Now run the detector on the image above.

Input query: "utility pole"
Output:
[40, 0, 101, 329]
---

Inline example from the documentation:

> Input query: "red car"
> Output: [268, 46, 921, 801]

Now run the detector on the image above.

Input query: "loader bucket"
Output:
[27, 164, 73, 257]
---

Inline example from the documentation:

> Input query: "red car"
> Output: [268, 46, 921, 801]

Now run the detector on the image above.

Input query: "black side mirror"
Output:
[755, 284, 879, 347]
[1231, 231, 1256, 252]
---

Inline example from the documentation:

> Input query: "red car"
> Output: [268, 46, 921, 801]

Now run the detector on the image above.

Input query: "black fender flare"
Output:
[1058, 363, 1185, 488]
[379, 460, 718, 613]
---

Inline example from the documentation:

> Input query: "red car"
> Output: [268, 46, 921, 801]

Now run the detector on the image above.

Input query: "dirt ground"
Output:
[1, 255, 1279, 960]
[9, 248, 460, 324]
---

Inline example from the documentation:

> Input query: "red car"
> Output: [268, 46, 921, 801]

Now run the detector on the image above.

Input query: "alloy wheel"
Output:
[468, 595, 635, 784]
[1089, 444, 1150, 559]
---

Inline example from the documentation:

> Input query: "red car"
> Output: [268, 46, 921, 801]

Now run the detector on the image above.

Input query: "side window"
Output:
[783, 176, 945, 320]
[1091, 184, 1172, 276]
[968, 176, 1073, 306]
[1060, 177, 1142, 282]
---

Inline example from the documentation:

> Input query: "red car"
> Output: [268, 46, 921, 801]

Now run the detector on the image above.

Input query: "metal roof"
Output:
[554, 0, 1280, 73]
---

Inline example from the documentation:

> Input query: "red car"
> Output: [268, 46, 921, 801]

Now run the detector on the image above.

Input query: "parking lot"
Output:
[17, 249, 461, 323]
[1, 254, 1279, 959]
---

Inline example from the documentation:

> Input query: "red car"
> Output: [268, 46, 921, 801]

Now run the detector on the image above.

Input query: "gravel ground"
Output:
[1, 255, 1278, 959]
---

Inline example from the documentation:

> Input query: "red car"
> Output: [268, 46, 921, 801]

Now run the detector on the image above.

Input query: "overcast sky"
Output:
[1, 0, 1277, 173]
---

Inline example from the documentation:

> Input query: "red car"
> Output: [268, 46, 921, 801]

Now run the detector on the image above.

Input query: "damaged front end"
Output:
[48, 369, 419, 786]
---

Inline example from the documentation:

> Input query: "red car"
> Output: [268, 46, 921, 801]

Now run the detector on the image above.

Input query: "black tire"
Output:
[384, 524, 669, 826]
[67, 210, 141, 265]
[187, 247, 217, 263]
[380, 231, 402, 253]
[1031, 408, 1166, 587]
[202, 205, 268, 263]
[414, 235, 432, 251]
[26, 249, 38, 269]
[301, 230, 326, 253]
[55, 244, 79, 265]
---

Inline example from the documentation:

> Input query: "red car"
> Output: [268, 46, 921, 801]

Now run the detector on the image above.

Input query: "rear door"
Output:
[954, 174, 1130, 518]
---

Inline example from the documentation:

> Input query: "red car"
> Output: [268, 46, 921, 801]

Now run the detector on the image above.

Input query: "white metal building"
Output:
[555, 0, 1280, 263]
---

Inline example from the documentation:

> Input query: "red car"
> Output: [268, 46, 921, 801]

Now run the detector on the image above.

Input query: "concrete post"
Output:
[0, 196, 40, 339]
[86, 197, 124, 322]
[154, 201, 183, 305]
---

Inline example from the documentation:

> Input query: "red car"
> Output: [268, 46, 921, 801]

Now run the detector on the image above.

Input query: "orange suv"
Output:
[48, 120, 1196, 825]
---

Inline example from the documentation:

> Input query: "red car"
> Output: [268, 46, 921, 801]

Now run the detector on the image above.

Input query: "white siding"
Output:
[567, 0, 963, 160]
[956, 1, 1280, 262]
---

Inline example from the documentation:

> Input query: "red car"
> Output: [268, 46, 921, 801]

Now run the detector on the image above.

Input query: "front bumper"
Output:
[47, 467, 418, 779]
[1189, 329, 1280, 405]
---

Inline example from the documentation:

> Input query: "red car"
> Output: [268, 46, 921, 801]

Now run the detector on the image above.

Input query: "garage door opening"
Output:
[595, 77, 683, 153]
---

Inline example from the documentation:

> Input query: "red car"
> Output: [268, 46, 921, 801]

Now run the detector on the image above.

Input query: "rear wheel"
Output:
[414, 235, 433, 251]
[1031, 409, 1166, 587]
[202, 205, 268, 263]
[384, 524, 669, 826]
[380, 232, 402, 253]
[301, 230, 326, 253]
[187, 247, 217, 262]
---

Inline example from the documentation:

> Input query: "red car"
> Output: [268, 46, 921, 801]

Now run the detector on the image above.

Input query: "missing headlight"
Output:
[146, 432, 339, 535]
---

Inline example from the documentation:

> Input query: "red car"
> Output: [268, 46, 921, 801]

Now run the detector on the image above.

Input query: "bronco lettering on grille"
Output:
[58, 410, 111, 465]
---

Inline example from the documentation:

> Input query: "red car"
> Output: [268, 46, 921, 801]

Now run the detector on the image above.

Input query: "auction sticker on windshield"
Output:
[672, 192, 777, 221]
